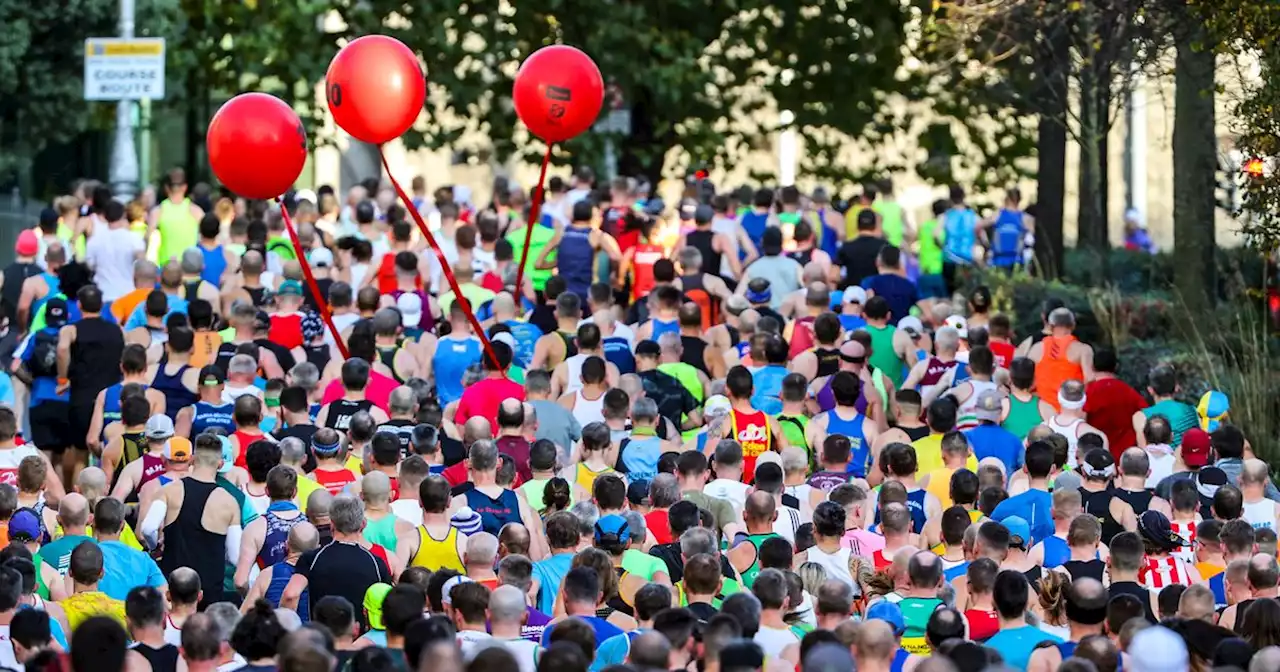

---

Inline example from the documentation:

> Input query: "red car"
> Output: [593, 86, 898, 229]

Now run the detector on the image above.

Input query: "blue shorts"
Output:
[917, 274, 947, 299]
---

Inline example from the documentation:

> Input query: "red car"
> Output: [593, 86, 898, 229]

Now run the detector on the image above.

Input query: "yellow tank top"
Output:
[575, 463, 614, 493]
[156, 198, 199, 266]
[410, 526, 465, 572]
[925, 467, 956, 508]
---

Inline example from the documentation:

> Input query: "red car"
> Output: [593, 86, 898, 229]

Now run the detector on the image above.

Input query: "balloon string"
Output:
[379, 150, 500, 371]
[279, 201, 350, 360]
[515, 144, 554, 296]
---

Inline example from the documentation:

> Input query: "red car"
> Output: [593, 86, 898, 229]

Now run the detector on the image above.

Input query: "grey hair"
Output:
[781, 447, 809, 474]
[658, 332, 682, 354]
[228, 354, 257, 376]
[181, 248, 204, 274]
[329, 495, 366, 534]
[278, 437, 307, 466]
[490, 585, 527, 624]
[205, 602, 242, 641]
[569, 501, 599, 539]
[1048, 307, 1076, 328]
[679, 247, 703, 271]
[632, 397, 660, 423]
[133, 260, 160, 281]
[388, 386, 417, 416]
[466, 532, 500, 565]
[468, 439, 499, 472]
[933, 327, 960, 354]
[648, 473, 681, 508]
[680, 527, 718, 557]
[289, 362, 320, 392]
[622, 511, 647, 544]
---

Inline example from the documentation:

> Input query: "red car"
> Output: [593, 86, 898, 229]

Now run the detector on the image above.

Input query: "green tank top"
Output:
[873, 201, 905, 246]
[505, 225, 557, 291]
[865, 325, 905, 387]
[266, 237, 297, 261]
[899, 596, 944, 652]
[156, 198, 199, 266]
[741, 533, 780, 588]
[1003, 394, 1043, 440]
[918, 218, 944, 275]
[776, 414, 808, 453]
[33, 551, 47, 599]
[363, 512, 401, 552]
[228, 242, 247, 257]
[677, 577, 742, 607]
[1143, 399, 1200, 448]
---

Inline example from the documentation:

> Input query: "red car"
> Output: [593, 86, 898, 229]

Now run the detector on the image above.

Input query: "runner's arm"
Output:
[280, 573, 309, 611]
[234, 520, 264, 594]
[534, 231, 563, 271]
[241, 567, 272, 612]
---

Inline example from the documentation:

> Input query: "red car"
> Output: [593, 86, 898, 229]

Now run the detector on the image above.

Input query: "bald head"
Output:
[58, 493, 90, 528]
[463, 417, 492, 446]
[306, 489, 333, 521]
[288, 522, 320, 555]
[75, 467, 108, 503]
[361, 471, 392, 504]
[855, 620, 897, 662]
[492, 292, 517, 318]
[1179, 583, 1216, 622]
[745, 491, 777, 525]
[499, 523, 531, 557]
[490, 585, 527, 624]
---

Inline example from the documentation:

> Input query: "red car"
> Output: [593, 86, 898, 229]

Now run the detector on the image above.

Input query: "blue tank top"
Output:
[603, 336, 636, 375]
[433, 336, 482, 406]
[739, 212, 769, 258]
[464, 488, 523, 536]
[650, 319, 680, 342]
[1210, 572, 1227, 608]
[266, 561, 309, 622]
[825, 409, 870, 477]
[30, 273, 60, 327]
[891, 648, 910, 672]
[258, 503, 307, 568]
[750, 365, 788, 415]
[943, 561, 969, 582]
[504, 320, 542, 369]
[943, 208, 978, 263]
[101, 383, 128, 431]
[990, 209, 1024, 267]
[152, 355, 198, 421]
[558, 226, 595, 301]
[1041, 535, 1070, 569]
[200, 244, 227, 285]
[191, 401, 236, 437]
[816, 209, 840, 258]
[619, 435, 663, 483]
[904, 489, 928, 533]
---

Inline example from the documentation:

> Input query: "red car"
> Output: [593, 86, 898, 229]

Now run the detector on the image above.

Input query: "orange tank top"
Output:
[731, 409, 772, 483]
[1035, 335, 1084, 412]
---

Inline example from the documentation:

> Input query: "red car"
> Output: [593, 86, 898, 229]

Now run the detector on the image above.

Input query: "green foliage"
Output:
[0, 0, 117, 176]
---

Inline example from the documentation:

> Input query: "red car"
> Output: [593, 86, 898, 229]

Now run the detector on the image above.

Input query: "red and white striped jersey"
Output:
[1170, 518, 1200, 565]
[1140, 555, 1193, 590]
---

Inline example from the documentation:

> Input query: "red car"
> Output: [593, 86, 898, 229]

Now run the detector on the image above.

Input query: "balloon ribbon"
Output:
[278, 200, 350, 360]
[514, 144, 554, 296]
[379, 150, 500, 370]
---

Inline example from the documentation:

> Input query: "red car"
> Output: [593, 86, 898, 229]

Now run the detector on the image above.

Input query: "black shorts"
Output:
[28, 401, 73, 453]
[68, 398, 97, 452]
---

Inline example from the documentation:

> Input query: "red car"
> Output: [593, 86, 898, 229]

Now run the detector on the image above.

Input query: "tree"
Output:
[0, 0, 117, 188]
[331, 0, 921, 184]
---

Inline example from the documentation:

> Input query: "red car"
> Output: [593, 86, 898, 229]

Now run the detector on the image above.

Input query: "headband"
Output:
[1058, 391, 1087, 411]
[313, 436, 342, 454]
[1081, 461, 1115, 480]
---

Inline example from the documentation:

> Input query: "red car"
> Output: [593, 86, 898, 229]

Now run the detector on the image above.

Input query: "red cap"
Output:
[1181, 428, 1212, 467]
[15, 230, 38, 257]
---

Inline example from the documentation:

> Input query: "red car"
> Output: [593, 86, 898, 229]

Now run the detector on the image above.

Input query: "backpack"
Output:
[28, 330, 59, 379]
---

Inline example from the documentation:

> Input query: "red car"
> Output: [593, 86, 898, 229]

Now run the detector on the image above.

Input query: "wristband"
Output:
[57, 378, 69, 385]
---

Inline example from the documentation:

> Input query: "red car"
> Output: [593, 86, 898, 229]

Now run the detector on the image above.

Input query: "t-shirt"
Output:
[983, 625, 1062, 671]
[704, 479, 750, 513]
[621, 548, 668, 581]
[295, 540, 391, 629]
[912, 434, 978, 476]
[965, 424, 1024, 476]
[320, 373, 397, 413]
[743, 256, 803, 309]
[540, 615, 623, 648]
[85, 227, 145, 301]
[754, 625, 801, 658]
[99, 540, 166, 600]
[636, 369, 699, 431]
[682, 490, 736, 534]
[861, 274, 919, 325]
[62, 591, 127, 632]
[456, 377, 527, 430]
[532, 553, 575, 614]
[530, 400, 582, 465]
[440, 284, 497, 316]
[991, 489, 1054, 544]
[1085, 378, 1147, 456]
[836, 236, 886, 289]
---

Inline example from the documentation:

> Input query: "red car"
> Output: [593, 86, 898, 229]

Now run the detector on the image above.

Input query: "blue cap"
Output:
[8, 510, 41, 542]
[1001, 516, 1031, 549]
[451, 506, 484, 536]
[745, 285, 772, 305]
[866, 601, 904, 635]
[594, 514, 631, 546]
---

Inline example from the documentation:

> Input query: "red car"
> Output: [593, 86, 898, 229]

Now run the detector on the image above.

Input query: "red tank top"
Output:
[1140, 555, 1192, 589]
[313, 467, 357, 495]
[989, 341, 1016, 369]
[268, 312, 303, 350]
[233, 430, 266, 469]
[873, 550, 891, 571]
[789, 317, 816, 358]
[630, 243, 665, 301]
[730, 409, 771, 483]
[920, 357, 958, 387]
[377, 253, 423, 294]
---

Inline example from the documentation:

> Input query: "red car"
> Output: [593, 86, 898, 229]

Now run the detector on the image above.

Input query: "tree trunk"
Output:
[1034, 20, 1069, 278]
[1077, 58, 1108, 262]
[615, 86, 672, 186]
[1173, 32, 1217, 311]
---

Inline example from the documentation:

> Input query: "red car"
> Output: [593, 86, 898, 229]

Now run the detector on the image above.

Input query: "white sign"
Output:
[84, 38, 166, 101]
[593, 109, 632, 135]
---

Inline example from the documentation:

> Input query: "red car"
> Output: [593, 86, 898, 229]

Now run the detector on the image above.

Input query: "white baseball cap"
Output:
[396, 293, 424, 328]
[897, 316, 925, 338]
[842, 287, 867, 305]
[704, 395, 732, 418]
[944, 314, 968, 338]
[308, 247, 334, 268]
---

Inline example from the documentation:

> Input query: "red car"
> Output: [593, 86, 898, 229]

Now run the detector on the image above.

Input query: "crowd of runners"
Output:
[0, 166, 1264, 672]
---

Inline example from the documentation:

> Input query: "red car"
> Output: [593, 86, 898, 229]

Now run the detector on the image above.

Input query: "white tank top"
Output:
[1047, 415, 1086, 465]
[0, 445, 39, 487]
[785, 483, 816, 523]
[955, 379, 998, 430]
[1244, 499, 1277, 531]
[564, 354, 588, 394]
[806, 545, 855, 588]
[572, 388, 606, 429]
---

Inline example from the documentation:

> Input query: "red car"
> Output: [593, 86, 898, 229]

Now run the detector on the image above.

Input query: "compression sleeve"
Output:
[225, 525, 243, 565]
[139, 500, 168, 548]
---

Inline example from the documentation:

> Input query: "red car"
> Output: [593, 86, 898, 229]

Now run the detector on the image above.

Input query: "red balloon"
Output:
[513, 45, 604, 143]
[206, 93, 306, 200]
[326, 35, 426, 145]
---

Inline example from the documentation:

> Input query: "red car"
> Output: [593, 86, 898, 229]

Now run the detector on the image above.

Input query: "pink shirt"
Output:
[456, 377, 526, 429]
[320, 371, 397, 412]
[841, 529, 886, 558]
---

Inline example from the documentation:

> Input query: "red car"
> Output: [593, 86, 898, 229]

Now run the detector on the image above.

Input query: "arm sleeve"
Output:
[139, 500, 168, 547]
[225, 524, 243, 565]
